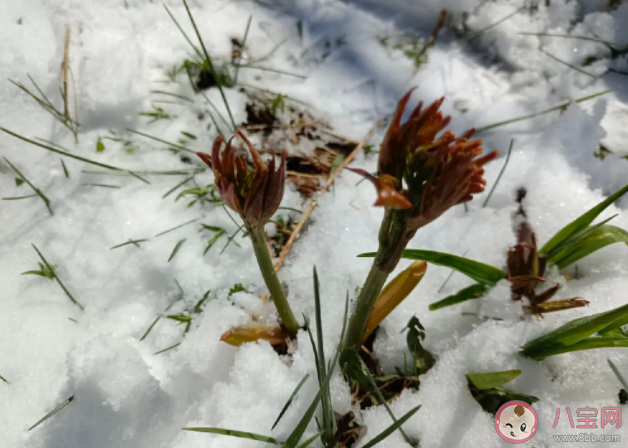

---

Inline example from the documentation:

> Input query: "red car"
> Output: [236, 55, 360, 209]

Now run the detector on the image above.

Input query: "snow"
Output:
[1, 0, 628, 447]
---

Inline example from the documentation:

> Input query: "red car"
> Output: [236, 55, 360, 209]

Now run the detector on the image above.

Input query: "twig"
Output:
[274, 121, 382, 271]
[326, 120, 383, 188]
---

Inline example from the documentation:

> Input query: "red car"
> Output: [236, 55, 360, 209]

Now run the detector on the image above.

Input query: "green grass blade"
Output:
[521, 303, 628, 360]
[550, 225, 628, 269]
[475, 89, 612, 134]
[3, 194, 38, 201]
[110, 239, 148, 250]
[312, 267, 333, 438]
[518, 32, 627, 49]
[358, 357, 413, 445]
[32, 244, 83, 311]
[233, 16, 252, 84]
[541, 183, 628, 256]
[482, 139, 514, 208]
[140, 316, 161, 341]
[163, 5, 203, 59]
[61, 160, 70, 178]
[163, 175, 195, 199]
[168, 239, 187, 262]
[271, 373, 310, 430]
[283, 295, 349, 448]
[155, 218, 200, 237]
[608, 358, 628, 390]
[182, 427, 279, 444]
[298, 431, 324, 448]
[125, 128, 194, 154]
[429, 283, 488, 310]
[467, 370, 521, 390]
[360, 405, 421, 448]
[0, 373, 9, 384]
[466, 6, 524, 42]
[0, 128, 147, 183]
[153, 342, 181, 355]
[540, 47, 597, 78]
[524, 337, 628, 360]
[181, 0, 236, 132]
[28, 395, 75, 431]
[359, 250, 506, 286]
[3, 157, 53, 215]
[203, 229, 226, 255]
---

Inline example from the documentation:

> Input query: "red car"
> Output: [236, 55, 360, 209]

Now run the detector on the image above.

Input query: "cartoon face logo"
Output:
[495, 401, 537, 443]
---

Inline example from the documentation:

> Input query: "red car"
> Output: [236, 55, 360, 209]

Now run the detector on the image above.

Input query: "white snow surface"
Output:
[1, 0, 628, 447]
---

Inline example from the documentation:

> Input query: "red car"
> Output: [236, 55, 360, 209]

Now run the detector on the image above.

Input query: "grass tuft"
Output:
[3, 157, 53, 215]
[31, 244, 83, 310]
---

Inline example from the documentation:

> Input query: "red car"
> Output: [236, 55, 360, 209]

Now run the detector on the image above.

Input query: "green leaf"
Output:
[359, 250, 506, 286]
[429, 283, 488, 310]
[15, 177, 24, 187]
[0, 373, 9, 383]
[182, 427, 279, 444]
[283, 295, 349, 448]
[168, 239, 187, 262]
[96, 137, 105, 153]
[541, 183, 628, 256]
[360, 405, 421, 448]
[467, 370, 521, 390]
[61, 160, 70, 178]
[228, 283, 249, 297]
[521, 303, 628, 360]
[525, 337, 628, 359]
[271, 373, 310, 430]
[550, 225, 628, 269]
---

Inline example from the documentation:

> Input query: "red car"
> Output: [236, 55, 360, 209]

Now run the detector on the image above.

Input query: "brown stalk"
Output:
[273, 120, 383, 272]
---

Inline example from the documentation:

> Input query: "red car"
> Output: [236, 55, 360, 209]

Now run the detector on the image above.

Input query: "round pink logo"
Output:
[495, 401, 537, 443]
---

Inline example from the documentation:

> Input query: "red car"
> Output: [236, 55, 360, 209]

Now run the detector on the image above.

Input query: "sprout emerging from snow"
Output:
[350, 88, 498, 229]
[197, 130, 286, 229]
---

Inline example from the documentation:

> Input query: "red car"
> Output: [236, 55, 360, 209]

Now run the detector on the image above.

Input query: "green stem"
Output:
[248, 225, 300, 335]
[342, 259, 391, 353]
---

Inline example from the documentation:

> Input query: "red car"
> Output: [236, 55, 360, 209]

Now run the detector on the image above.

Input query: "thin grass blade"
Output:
[182, 427, 279, 444]
[28, 395, 75, 431]
[467, 370, 521, 390]
[360, 405, 421, 448]
[429, 283, 488, 310]
[271, 373, 310, 430]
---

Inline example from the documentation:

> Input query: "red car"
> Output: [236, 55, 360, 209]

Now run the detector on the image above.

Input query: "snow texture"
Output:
[1, 0, 628, 447]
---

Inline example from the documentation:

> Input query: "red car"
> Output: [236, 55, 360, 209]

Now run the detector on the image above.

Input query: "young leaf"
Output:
[429, 283, 488, 310]
[359, 249, 506, 286]
[467, 370, 521, 390]
[550, 225, 628, 269]
[541, 183, 628, 256]
[96, 138, 105, 153]
[521, 302, 628, 360]
[182, 427, 280, 444]
[404, 316, 436, 375]
[363, 261, 427, 341]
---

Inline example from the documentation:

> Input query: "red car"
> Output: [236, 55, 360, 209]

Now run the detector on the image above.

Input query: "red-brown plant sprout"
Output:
[197, 130, 286, 230]
[341, 89, 499, 357]
[197, 131, 299, 335]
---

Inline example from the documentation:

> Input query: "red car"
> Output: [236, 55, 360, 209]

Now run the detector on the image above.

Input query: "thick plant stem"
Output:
[248, 225, 300, 335]
[342, 259, 390, 353]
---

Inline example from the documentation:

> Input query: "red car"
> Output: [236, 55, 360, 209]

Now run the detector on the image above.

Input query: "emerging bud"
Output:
[507, 223, 588, 315]
[349, 89, 498, 230]
[197, 130, 286, 229]
[220, 325, 290, 347]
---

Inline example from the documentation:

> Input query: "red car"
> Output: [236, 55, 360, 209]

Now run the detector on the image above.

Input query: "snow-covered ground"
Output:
[2, 0, 628, 447]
